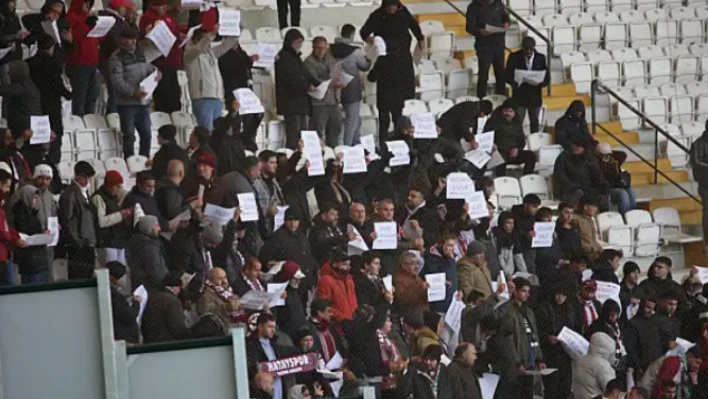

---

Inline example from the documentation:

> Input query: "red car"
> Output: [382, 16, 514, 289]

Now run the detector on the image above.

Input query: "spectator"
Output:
[635, 257, 685, 302]
[492, 211, 528, 275]
[126, 215, 168, 290]
[511, 194, 540, 271]
[465, 0, 509, 98]
[107, 261, 140, 344]
[657, 381, 678, 399]
[638, 347, 703, 399]
[250, 372, 275, 399]
[398, 344, 442, 399]
[0, 61, 43, 168]
[246, 313, 296, 398]
[232, 257, 266, 297]
[184, 26, 238, 131]
[422, 233, 458, 313]
[572, 332, 617, 399]
[32, 164, 57, 274]
[655, 290, 681, 344]
[273, 260, 309, 340]
[555, 202, 582, 259]
[305, 298, 345, 364]
[193, 150, 224, 205]
[275, 29, 313, 149]
[353, 251, 392, 309]
[341, 202, 375, 247]
[58, 161, 97, 280]
[330, 24, 371, 146]
[66, 0, 100, 116]
[91, 170, 132, 266]
[316, 252, 358, 322]
[400, 187, 438, 250]
[457, 241, 494, 300]
[437, 342, 483, 399]
[591, 249, 622, 284]
[554, 136, 609, 208]
[123, 170, 169, 230]
[596, 143, 636, 214]
[434, 99, 482, 162]
[504, 37, 549, 133]
[304, 37, 342, 147]
[109, 27, 156, 158]
[12, 185, 49, 284]
[314, 158, 352, 219]
[573, 196, 604, 260]
[276, 0, 299, 29]
[187, 125, 213, 163]
[574, 279, 601, 337]
[98, 0, 133, 114]
[141, 273, 190, 343]
[625, 297, 671, 380]
[0, 0, 25, 73]
[0, 170, 22, 285]
[588, 300, 627, 374]
[288, 384, 324, 399]
[151, 125, 190, 181]
[394, 252, 429, 313]
[500, 277, 545, 399]
[690, 119, 708, 237]
[196, 268, 240, 328]
[620, 261, 641, 319]
[600, 379, 624, 399]
[253, 150, 285, 236]
[484, 100, 536, 176]
[554, 100, 596, 151]
[309, 203, 352, 265]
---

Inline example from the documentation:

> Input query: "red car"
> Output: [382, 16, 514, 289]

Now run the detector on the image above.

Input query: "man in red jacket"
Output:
[139, 0, 187, 113]
[66, 0, 101, 116]
[316, 252, 358, 323]
[0, 169, 25, 285]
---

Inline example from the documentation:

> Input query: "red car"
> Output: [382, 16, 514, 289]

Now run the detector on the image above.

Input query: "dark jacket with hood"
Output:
[259, 224, 319, 289]
[437, 359, 482, 399]
[422, 245, 458, 312]
[483, 107, 525, 156]
[277, 151, 316, 230]
[360, 0, 423, 54]
[367, 45, 415, 110]
[218, 45, 254, 103]
[22, 0, 73, 64]
[0, 0, 23, 63]
[275, 30, 312, 116]
[553, 148, 609, 201]
[0, 61, 42, 139]
[27, 42, 71, 138]
[308, 213, 348, 266]
[554, 100, 596, 151]
[12, 185, 49, 275]
[691, 130, 708, 189]
[329, 37, 371, 104]
[465, 0, 509, 52]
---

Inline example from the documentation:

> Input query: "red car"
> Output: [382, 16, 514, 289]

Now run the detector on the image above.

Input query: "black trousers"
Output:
[277, 0, 301, 29]
[67, 246, 96, 280]
[495, 149, 537, 176]
[284, 114, 308, 149]
[153, 69, 182, 113]
[477, 47, 507, 99]
[377, 104, 403, 151]
[516, 105, 542, 134]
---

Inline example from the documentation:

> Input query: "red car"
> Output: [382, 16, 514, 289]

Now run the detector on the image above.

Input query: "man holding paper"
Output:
[484, 100, 536, 176]
[465, 0, 510, 98]
[504, 37, 549, 133]
[304, 37, 342, 148]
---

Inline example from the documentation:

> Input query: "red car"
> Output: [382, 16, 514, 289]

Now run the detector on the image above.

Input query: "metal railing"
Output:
[590, 79, 701, 205]
[440, 0, 553, 96]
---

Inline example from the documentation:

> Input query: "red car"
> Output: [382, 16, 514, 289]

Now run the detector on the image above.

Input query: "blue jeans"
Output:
[117, 105, 152, 158]
[192, 98, 223, 132]
[0, 261, 14, 285]
[342, 102, 362, 146]
[21, 271, 49, 285]
[610, 187, 637, 214]
[67, 65, 100, 117]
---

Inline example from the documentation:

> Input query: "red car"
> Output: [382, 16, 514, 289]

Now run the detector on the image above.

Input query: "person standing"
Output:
[32, 164, 58, 279]
[91, 171, 132, 267]
[437, 343, 483, 399]
[330, 24, 371, 146]
[0, 0, 27, 77]
[109, 27, 157, 158]
[141, 273, 190, 343]
[99, 0, 133, 115]
[58, 161, 97, 280]
[0, 169, 23, 285]
[275, 29, 314, 150]
[690, 119, 708, 244]
[12, 185, 50, 284]
[504, 37, 548, 133]
[304, 37, 342, 147]
[466, 0, 509, 99]
[66, 0, 100, 116]
[276, 0, 300, 29]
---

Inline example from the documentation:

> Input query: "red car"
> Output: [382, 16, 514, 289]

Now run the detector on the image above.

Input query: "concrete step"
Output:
[631, 169, 690, 186]
[596, 131, 640, 146]
[546, 121, 622, 137]
[543, 83, 576, 97]
[545, 106, 611, 125]
[543, 94, 590, 111]
[632, 180, 697, 200]
[649, 197, 702, 226]
[623, 158, 672, 173]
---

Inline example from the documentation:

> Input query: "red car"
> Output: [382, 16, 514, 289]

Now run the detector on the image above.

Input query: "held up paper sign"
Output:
[531, 222, 554, 248]
[87, 16, 116, 38]
[233, 88, 265, 114]
[557, 326, 589, 360]
[446, 172, 475, 199]
[426, 273, 447, 302]
[411, 112, 437, 139]
[236, 193, 259, 221]
[373, 221, 397, 250]
[30, 116, 51, 144]
[146, 21, 176, 57]
[218, 9, 241, 36]
[253, 43, 277, 68]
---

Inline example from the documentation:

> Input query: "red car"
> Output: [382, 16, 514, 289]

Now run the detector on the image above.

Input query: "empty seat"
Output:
[667, 135, 691, 168]
[629, 23, 653, 48]
[597, 211, 632, 254]
[578, 24, 603, 51]
[680, 19, 704, 45]
[494, 177, 522, 210]
[594, 11, 619, 23]
[568, 12, 594, 26]
[634, 84, 661, 98]
[670, 7, 695, 20]
[419, 20, 445, 36]
[403, 99, 428, 116]
[634, 0, 657, 10]
[150, 112, 171, 129]
[60, 132, 74, 162]
[604, 22, 627, 49]
[655, 20, 679, 46]
[417, 59, 437, 75]
[542, 14, 567, 26]
[666, 44, 690, 57]
[585, 0, 608, 13]
[675, 55, 700, 84]
[255, 27, 281, 42]
[587, 49, 613, 65]
[63, 115, 85, 133]
[681, 121, 704, 137]
[447, 69, 471, 99]
[559, 0, 583, 15]
[701, 55, 708, 81]
[686, 81, 708, 96]
[418, 71, 445, 102]
[690, 43, 708, 55]
[508, 0, 532, 15]
[538, 144, 563, 167]
[74, 130, 97, 161]
[126, 155, 149, 175]
[103, 157, 130, 178]
[520, 174, 559, 208]
[57, 161, 75, 184]
[644, 8, 667, 22]
[597, 61, 621, 88]
[660, 83, 687, 97]
[455, 96, 479, 104]
[643, 96, 668, 124]
[618, 98, 642, 130]
[560, 52, 587, 80]
[527, 132, 553, 151]
[552, 26, 576, 55]
[428, 98, 454, 115]
[106, 113, 120, 130]
[434, 58, 462, 75]
[669, 95, 695, 124]
[83, 114, 107, 130]
[624, 209, 661, 257]
[310, 26, 338, 42]
[622, 59, 647, 88]
[694, 5, 708, 19]
[571, 62, 595, 93]
[652, 207, 703, 244]
[638, 45, 664, 59]
[85, 159, 106, 177]
[648, 57, 673, 85]
[611, 48, 637, 62]
[97, 129, 119, 159]
[619, 10, 644, 23]
[267, 121, 284, 150]
[428, 32, 455, 58]
[610, 0, 633, 11]
[535, 0, 557, 15]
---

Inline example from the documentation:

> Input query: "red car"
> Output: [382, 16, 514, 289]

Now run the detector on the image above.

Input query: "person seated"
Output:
[553, 136, 609, 209]
[573, 196, 604, 261]
[554, 100, 597, 151]
[595, 143, 636, 215]
[483, 100, 536, 176]
[196, 268, 242, 328]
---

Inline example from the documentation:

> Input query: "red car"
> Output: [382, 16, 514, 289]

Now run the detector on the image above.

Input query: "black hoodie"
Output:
[275, 29, 312, 116]
[554, 100, 596, 151]
[0, 0, 21, 63]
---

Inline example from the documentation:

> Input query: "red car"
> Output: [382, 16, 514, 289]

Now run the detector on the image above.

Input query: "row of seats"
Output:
[509, 0, 707, 17]
[523, 6, 708, 26]
[19, 0, 381, 12]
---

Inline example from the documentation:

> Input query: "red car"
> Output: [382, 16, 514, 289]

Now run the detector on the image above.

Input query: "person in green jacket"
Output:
[484, 100, 536, 176]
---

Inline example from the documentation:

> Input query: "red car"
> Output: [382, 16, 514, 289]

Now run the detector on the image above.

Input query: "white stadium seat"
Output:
[150, 112, 171, 129]
[652, 207, 702, 244]
[494, 177, 522, 210]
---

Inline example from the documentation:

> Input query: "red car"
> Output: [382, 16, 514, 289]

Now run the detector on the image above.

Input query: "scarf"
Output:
[311, 318, 336, 362]
[377, 329, 401, 390]
[583, 300, 598, 328]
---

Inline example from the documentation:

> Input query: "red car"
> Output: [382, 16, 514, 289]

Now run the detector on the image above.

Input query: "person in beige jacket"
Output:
[457, 241, 494, 301]
[573, 196, 603, 260]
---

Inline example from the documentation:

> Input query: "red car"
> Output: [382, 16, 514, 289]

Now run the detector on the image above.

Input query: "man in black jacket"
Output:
[275, 29, 314, 149]
[58, 161, 97, 279]
[554, 100, 596, 151]
[553, 136, 609, 207]
[246, 313, 297, 397]
[466, 0, 509, 98]
[141, 273, 190, 343]
[690, 120, 708, 242]
[151, 125, 191, 181]
[108, 261, 140, 344]
[398, 344, 443, 399]
[504, 37, 549, 133]
[309, 203, 354, 266]
[438, 342, 483, 399]
[123, 170, 170, 231]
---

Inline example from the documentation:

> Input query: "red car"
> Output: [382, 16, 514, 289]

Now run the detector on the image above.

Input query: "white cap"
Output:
[294, 269, 306, 279]
[596, 142, 612, 155]
[0, 162, 10, 175]
[33, 164, 53, 179]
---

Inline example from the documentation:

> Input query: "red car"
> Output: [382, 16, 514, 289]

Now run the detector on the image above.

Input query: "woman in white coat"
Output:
[572, 332, 618, 399]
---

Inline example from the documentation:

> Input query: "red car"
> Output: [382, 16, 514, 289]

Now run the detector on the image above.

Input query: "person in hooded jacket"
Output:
[150, 125, 191, 181]
[588, 300, 627, 377]
[125, 215, 169, 290]
[98, 0, 133, 114]
[553, 135, 610, 207]
[272, 261, 308, 340]
[22, 0, 74, 65]
[66, 0, 100, 117]
[0, 169, 23, 285]
[484, 100, 536, 176]
[554, 100, 597, 151]
[0, 0, 27, 76]
[572, 332, 619, 399]
[275, 28, 314, 149]
[316, 252, 358, 323]
[591, 249, 622, 285]
[492, 211, 528, 276]
[12, 184, 49, 283]
[276, 144, 316, 229]
[330, 24, 371, 146]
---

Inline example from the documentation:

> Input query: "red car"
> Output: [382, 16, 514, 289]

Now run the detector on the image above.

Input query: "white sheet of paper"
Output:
[274, 205, 288, 231]
[446, 172, 475, 199]
[134, 285, 148, 324]
[382, 275, 393, 292]
[373, 221, 397, 250]
[343, 146, 367, 174]
[444, 298, 465, 335]
[169, 209, 191, 227]
[347, 224, 369, 255]
[236, 193, 259, 221]
[557, 326, 589, 360]
[477, 117, 488, 135]
[180, 24, 201, 47]
[267, 282, 289, 307]
[41, 20, 60, 45]
[239, 290, 271, 310]
[464, 150, 491, 169]
[30, 115, 51, 144]
[480, 373, 500, 399]
[234, 88, 265, 115]
[695, 266, 708, 284]
[582, 268, 593, 282]
[218, 9, 241, 36]
[531, 222, 555, 248]
[426, 272, 447, 302]
[524, 369, 557, 376]
[307, 79, 331, 100]
[87, 16, 116, 38]
[326, 351, 344, 370]
[595, 281, 622, 305]
[19, 233, 53, 246]
[253, 42, 277, 68]
[485, 24, 506, 33]
[139, 70, 159, 102]
[340, 72, 354, 87]
[301, 130, 325, 176]
[181, 0, 203, 9]
[411, 112, 437, 139]
[29, 43, 38, 57]
[48, 216, 59, 246]
[475, 131, 495, 153]
[204, 203, 236, 225]
[514, 70, 546, 86]
[386, 141, 410, 166]
[465, 191, 488, 219]
[498, 272, 509, 300]
[146, 21, 176, 57]
[361, 134, 376, 155]
[0, 45, 13, 61]
[487, 150, 505, 169]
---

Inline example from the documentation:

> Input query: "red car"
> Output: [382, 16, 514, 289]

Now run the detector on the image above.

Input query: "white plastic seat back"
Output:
[520, 174, 550, 199]
[74, 130, 97, 161]
[607, 226, 633, 256]
[403, 99, 428, 116]
[680, 19, 704, 45]
[538, 145, 563, 167]
[669, 95, 694, 124]
[559, 0, 582, 15]
[170, 111, 195, 127]
[527, 132, 552, 151]
[643, 96, 668, 124]
[587, 49, 613, 65]
[543, 14, 567, 27]
[578, 24, 603, 52]
[597, 61, 621, 88]
[666, 44, 690, 58]
[255, 27, 282, 42]
[106, 113, 120, 130]
[655, 20, 678, 46]
[552, 26, 576, 55]
[675, 56, 699, 84]
[644, 8, 667, 22]
[97, 129, 119, 159]
[667, 136, 691, 168]
[83, 114, 107, 130]
[267, 121, 285, 150]
[597, 211, 626, 234]
[585, 0, 608, 13]
[447, 69, 471, 99]
[428, 98, 454, 114]
[150, 112, 171, 129]
[629, 23, 653, 48]
[611, 48, 637, 62]
[57, 161, 75, 184]
[419, 20, 445, 36]
[508, 0, 532, 15]
[86, 159, 106, 177]
[618, 98, 642, 130]
[494, 177, 522, 210]
[310, 26, 338, 43]
[104, 157, 130, 178]
[568, 12, 594, 26]
[623, 60, 647, 88]
[63, 115, 85, 133]
[126, 155, 149, 175]
[660, 83, 686, 97]
[619, 10, 643, 23]
[535, 0, 557, 15]
[670, 7, 695, 20]
[690, 43, 708, 56]
[633, 84, 660, 99]
[434, 58, 462, 75]
[635, 0, 657, 11]
[418, 71, 445, 102]
[604, 22, 627, 50]
[455, 96, 479, 104]
[570, 62, 594, 93]
[638, 45, 664, 59]
[681, 122, 703, 138]
[625, 209, 653, 228]
[648, 57, 673, 85]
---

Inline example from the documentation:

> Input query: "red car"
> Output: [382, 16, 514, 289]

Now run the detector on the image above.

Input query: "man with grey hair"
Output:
[304, 36, 343, 147]
[126, 215, 168, 290]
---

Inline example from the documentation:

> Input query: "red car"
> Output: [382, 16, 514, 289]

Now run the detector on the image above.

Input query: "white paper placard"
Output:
[514, 70, 546, 85]
[233, 88, 264, 114]
[204, 203, 235, 226]
[134, 285, 148, 325]
[139, 70, 159, 102]
[180, 24, 201, 47]
[477, 117, 488, 135]
[557, 326, 589, 360]
[446, 172, 474, 199]
[267, 282, 289, 307]
[307, 79, 331, 100]
[236, 193, 259, 221]
[373, 221, 397, 250]
[48, 216, 59, 247]
[342, 146, 367, 174]
[253, 42, 277, 68]
[531, 222, 555, 248]
[30, 115, 51, 144]
[475, 131, 495, 153]
[301, 130, 325, 176]
[464, 150, 491, 169]
[19, 233, 53, 246]
[595, 281, 621, 305]
[146, 21, 176, 57]
[485, 24, 506, 33]
[444, 298, 465, 335]
[426, 272, 447, 302]
[361, 135, 376, 155]
[347, 224, 369, 255]
[386, 141, 410, 166]
[480, 373, 500, 399]
[218, 9, 241, 37]
[411, 112, 437, 139]
[274, 205, 288, 231]
[382, 275, 393, 292]
[465, 191, 488, 219]
[87, 16, 116, 38]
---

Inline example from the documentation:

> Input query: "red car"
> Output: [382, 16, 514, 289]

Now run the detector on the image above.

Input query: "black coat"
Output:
[12, 200, 49, 275]
[553, 150, 609, 202]
[125, 233, 169, 290]
[274, 284, 308, 340]
[535, 300, 579, 367]
[274, 45, 311, 116]
[504, 50, 549, 109]
[308, 216, 348, 266]
[0, 62, 42, 138]
[0, 4, 22, 63]
[141, 288, 190, 343]
[151, 142, 191, 182]
[278, 151, 315, 229]
[360, 4, 424, 53]
[210, 220, 245, 284]
[465, 0, 509, 52]
[591, 260, 620, 284]
[624, 313, 672, 371]
[398, 363, 437, 399]
[219, 46, 254, 103]
[437, 360, 482, 399]
[367, 52, 414, 110]
[553, 101, 596, 151]
[353, 272, 389, 310]
[346, 312, 389, 378]
[259, 225, 319, 289]
[123, 186, 169, 231]
[111, 286, 140, 343]
[98, 9, 126, 63]
[245, 335, 297, 387]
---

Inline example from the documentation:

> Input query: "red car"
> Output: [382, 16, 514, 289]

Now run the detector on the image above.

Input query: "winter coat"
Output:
[154, 177, 189, 222]
[138, 7, 186, 71]
[591, 260, 620, 284]
[151, 141, 191, 181]
[252, 175, 284, 236]
[274, 284, 308, 340]
[554, 100, 595, 151]
[209, 220, 244, 283]
[0, 195, 19, 262]
[12, 187, 49, 275]
[0, 0, 22, 64]
[141, 287, 191, 343]
[691, 131, 708, 190]
[556, 219, 583, 259]
[66, 0, 100, 66]
[98, 8, 126, 63]
[27, 50, 71, 136]
[353, 272, 389, 310]
[278, 151, 315, 229]
[122, 186, 168, 231]
[184, 34, 238, 100]
[316, 263, 358, 321]
[219, 45, 254, 102]
[303, 53, 338, 106]
[393, 268, 429, 313]
[397, 362, 437, 399]
[245, 335, 297, 391]
[625, 313, 673, 372]
[573, 214, 603, 258]
[359, 2, 424, 53]
[259, 225, 319, 289]
[0, 61, 42, 139]
[457, 255, 494, 300]
[597, 151, 627, 189]
[491, 226, 528, 276]
[500, 300, 544, 368]
[275, 37, 312, 116]
[436, 101, 479, 143]
[91, 185, 129, 248]
[108, 46, 157, 106]
[125, 232, 168, 290]
[465, 0, 509, 52]
[58, 181, 97, 247]
[329, 37, 371, 104]
[308, 216, 348, 266]
[422, 246, 458, 313]
[111, 286, 140, 343]
[553, 150, 609, 201]
[571, 333, 617, 399]
[484, 112, 525, 156]
[535, 299, 579, 367]
[367, 52, 413, 110]
[504, 49, 549, 109]
[437, 359, 483, 399]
